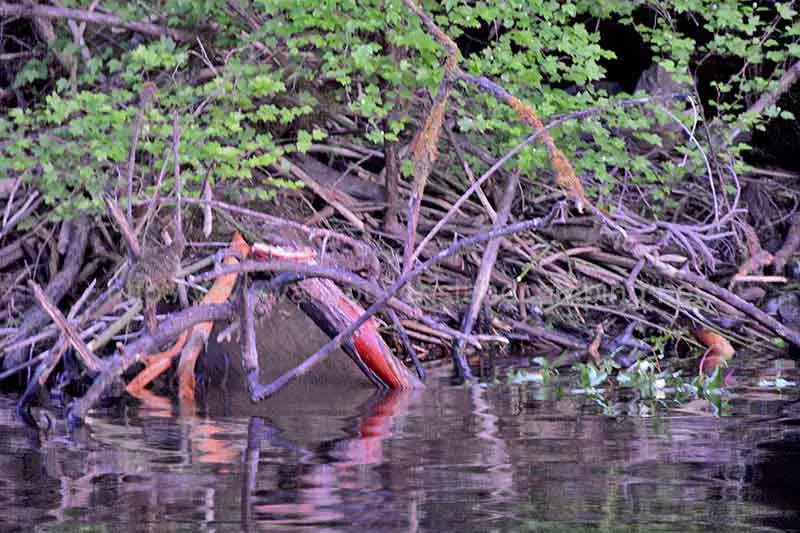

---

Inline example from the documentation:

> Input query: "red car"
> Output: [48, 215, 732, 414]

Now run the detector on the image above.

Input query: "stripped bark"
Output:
[248, 216, 550, 400]
[176, 233, 248, 400]
[69, 302, 235, 421]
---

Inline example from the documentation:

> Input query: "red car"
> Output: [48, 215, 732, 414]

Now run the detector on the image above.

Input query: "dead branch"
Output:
[86, 300, 143, 353]
[644, 252, 800, 346]
[4, 216, 90, 367]
[104, 195, 141, 260]
[28, 281, 104, 372]
[188, 259, 500, 346]
[0, 2, 198, 42]
[172, 111, 186, 251]
[69, 302, 235, 421]
[190, 259, 419, 317]
[272, 156, 365, 231]
[125, 83, 156, 223]
[0, 191, 41, 241]
[386, 308, 425, 381]
[774, 213, 800, 274]
[239, 273, 260, 393]
[730, 59, 800, 143]
[451, 170, 519, 380]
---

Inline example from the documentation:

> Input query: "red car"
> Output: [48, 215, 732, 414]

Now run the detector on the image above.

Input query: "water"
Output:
[0, 367, 799, 532]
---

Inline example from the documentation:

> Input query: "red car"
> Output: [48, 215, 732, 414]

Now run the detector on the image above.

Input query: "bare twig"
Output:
[190, 259, 498, 346]
[86, 299, 143, 353]
[0, 351, 50, 383]
[134, 152, 171, 238]
[730, 60, 800, 143]
[774, 212, 800, 274]
[445, 126, 497, 222]
[0, 191, 41, 241]
[272, 156, 365, 231]
[69, 302, 235, 421]
[239, 273, 260, 394]
[190, 260, 420, 317]
[409, 98, 656, 267]
[4, 216, 90, 367]
[125, 82, 156, 223]
[22, 0, 74, 73]
[172, 111, 185, 250]
[644, 252, 800, 346]
[386, 308, 424, 381]
[105, 194, 141, 260]
[382, 140, 403, 234]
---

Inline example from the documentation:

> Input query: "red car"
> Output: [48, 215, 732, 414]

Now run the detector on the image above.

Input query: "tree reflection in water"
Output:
[0, 379, 798, 530]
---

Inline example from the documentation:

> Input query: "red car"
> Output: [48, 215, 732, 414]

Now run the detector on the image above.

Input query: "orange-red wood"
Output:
[335, 292, 420, 388]
[128, 233, 421, 401]
[693, 328, 735, 375]
[126, 233, 249, 399]
[251, 241, 422, 389]
[126, 330, 189, 395]
[177, 232, 250, 400]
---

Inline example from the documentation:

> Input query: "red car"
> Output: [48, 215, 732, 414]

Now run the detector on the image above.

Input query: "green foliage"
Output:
[568, 354, 729, 416]
[2, 0, 797, 219]
[504, 329, 730, 417]
[2, 36, 305, 218]
[508, 356, 558, 385]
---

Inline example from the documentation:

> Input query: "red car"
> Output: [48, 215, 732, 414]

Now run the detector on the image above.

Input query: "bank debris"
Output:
[1, 0, 800, 424]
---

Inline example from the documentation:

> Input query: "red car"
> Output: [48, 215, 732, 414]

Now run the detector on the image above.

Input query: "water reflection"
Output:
[0, 376, 797, 531]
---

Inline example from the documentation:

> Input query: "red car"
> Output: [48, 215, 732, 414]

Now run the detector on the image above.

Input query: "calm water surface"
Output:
[0, 367, 799, 532]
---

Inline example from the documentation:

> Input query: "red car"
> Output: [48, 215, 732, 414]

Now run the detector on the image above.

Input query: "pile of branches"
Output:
[2, 0, 800, 424]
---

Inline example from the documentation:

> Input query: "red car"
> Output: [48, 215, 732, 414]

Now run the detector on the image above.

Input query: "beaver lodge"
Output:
[1, 1, 800, 425]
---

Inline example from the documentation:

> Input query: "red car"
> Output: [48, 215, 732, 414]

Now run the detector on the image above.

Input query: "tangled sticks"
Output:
[5, 0, 800, 427]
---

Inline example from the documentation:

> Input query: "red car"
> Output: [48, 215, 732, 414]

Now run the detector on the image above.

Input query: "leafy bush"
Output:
[2, 0, 797, 219]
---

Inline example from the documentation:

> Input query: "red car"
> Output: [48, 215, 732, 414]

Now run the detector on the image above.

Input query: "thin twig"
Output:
[172, 110, 185, 250]
[386, 308, 425, 381]
[272, 156, 365, 231]
[4, 216, 90, 367]
[0, 191, 41, 241]
[105, 194, 141, 260]
[125, 83, 156, 223]
[86, 299, 143, 352]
